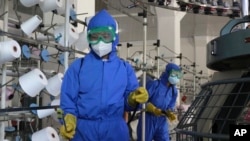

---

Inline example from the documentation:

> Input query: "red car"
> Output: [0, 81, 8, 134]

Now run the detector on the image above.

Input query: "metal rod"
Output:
[0, 78, 15, 88]
[157, 45, 160, 78]
[141, 9, 147, 141]
[75, 12, 88, 16]
[42, 23, 57, 34]
[64, 0, 70, 71]
[0, 105, 59, 113]
[0, 11, 7, 18]
[75, 19, 87, 26]
[0, 30, 86, 55]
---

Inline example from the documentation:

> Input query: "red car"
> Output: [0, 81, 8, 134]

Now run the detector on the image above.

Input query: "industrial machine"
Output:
[176, 16, 250, 141]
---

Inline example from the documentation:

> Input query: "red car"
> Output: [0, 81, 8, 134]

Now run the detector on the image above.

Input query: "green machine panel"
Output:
[207, 16, 250, 71]
[207, 30, 250, 71]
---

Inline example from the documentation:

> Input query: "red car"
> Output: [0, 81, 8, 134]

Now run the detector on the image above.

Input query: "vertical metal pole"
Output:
[193, 36, 196, 101]
[141, 9, 147, 141]
[64, 0, 70, 71]
[156, 44, 160, 78]
[127, 46, 130, 63]
[0, 0, 8, 140]
[193, 62, 196, 101]
[127, 43, 133, 64]
[36, 44, 41, 130]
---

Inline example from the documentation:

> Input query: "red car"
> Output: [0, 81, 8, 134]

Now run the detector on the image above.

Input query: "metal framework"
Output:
[176, 74, 250, 140]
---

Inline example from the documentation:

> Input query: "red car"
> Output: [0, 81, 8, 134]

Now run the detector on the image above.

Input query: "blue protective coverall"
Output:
[137, 63, 180, 141]
[60, 9, 139, 141]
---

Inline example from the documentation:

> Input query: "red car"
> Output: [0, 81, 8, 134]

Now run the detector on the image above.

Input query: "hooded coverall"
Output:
[137, 63, 180, 141]
[60, 9, 139, 141]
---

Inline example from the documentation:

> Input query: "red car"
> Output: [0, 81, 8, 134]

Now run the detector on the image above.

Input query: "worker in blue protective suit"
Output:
[137, 63, 182, 141]
[59, 9, 149, 141]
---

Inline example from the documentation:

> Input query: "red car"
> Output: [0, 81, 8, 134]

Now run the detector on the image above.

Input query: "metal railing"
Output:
[176, 75, 250, 141]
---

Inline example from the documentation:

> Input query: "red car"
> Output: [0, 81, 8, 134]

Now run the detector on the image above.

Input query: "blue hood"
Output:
[87, 9, 119, 56]
[160, 63, 181, 85]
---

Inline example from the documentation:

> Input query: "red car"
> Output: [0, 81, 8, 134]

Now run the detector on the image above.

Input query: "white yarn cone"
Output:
[50, 99, 60, 122]
[45, 73, 63, 96]
[21, 15, 42, 36]
[39, 0, 63, 13]
[54, 24, 79, 47]
[37, 98, 58, 118]
[20, 0, 43, 7]
[136, 70, 143, 78]
[0, 40, 21, 65]
[55, 0, 75, 15]
[74, 29, 89, 51]
[19, 68, 48, 97]
[37, 108, 55, 119]
[51, 99, 60, 106]
[145, 58, 155, 69]
[31, 126, 59, 141]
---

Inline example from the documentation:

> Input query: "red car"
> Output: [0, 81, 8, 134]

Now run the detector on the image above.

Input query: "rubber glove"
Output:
[146, 102, 163, 116]
[128, 87, 149, 107]
[164, 110, 177, 122]
[59, 114, 77, 139]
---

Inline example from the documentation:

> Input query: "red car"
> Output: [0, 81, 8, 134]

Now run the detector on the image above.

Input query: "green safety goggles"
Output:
[169, 70, 183, 79]
[87, 26, 116, 45]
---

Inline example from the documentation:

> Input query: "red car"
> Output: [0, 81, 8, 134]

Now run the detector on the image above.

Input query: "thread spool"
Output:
[54, 24, 79, 47]
[31, 126, 59, 141]
[20, 15, 42, 36]
[20, 0, 43, 7]
[39, 0, 63, 13]
[74, 29, 88, 51]
[0, 40, 21, 65]
[45, 73, 63, 96]
[19, 68, 48, 97]
[54, 0, 75, 15]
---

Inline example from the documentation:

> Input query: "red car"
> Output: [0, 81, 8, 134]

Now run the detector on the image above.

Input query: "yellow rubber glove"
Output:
[128, 87, 149, 107]
[59, 114, 77, 139]
[146, 102, 164, 116]
[165, 110, 177, 122]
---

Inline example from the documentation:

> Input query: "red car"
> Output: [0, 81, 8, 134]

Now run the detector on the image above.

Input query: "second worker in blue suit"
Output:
[137, 63, 183, 141]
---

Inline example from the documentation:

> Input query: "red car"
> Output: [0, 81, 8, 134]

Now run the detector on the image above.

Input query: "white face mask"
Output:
[91, 41, 112, 57]
[168, 76, 180, 85]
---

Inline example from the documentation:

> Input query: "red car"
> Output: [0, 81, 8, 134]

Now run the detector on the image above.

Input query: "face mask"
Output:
[91, 41, 112, 57]
[168, 76, 180, 85]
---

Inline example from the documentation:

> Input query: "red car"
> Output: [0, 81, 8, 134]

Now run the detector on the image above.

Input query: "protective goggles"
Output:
[169, 70, 183, 79]
[87, 26, 116, 45]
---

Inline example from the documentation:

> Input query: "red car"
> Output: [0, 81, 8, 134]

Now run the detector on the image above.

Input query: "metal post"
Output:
[157, 46, 160, 78]
[127, 43, 132, 63]
[127, 45, 130, 62]
[192, 62, 196, 101]
[64, 0, 70, 71]
[0, 0, 9, 140]
[141, 9, 147, 141]
[154, 39, 160, 78]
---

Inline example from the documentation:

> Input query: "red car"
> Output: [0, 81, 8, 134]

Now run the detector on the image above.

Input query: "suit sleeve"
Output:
[60, 59, 82, 116]
[123, 61, 140, 111]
